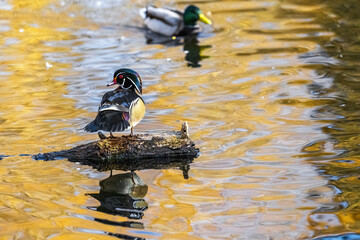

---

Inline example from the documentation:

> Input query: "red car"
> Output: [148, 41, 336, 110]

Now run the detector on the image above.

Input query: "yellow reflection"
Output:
[143, 0, 332, 238]
[0, 0, 350, 239]
[0, 0, 87, 154]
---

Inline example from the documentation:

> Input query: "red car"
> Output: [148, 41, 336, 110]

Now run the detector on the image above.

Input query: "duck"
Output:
[139, 5, 212, 37]
[84, 68, 145, 137]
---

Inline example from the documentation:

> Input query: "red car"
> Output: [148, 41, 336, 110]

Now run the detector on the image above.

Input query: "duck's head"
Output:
[108, 68, 142, 93]
[183, 5, 212, 26]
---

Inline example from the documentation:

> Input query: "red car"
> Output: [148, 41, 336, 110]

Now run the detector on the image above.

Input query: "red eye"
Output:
[119, 75, 123, 79]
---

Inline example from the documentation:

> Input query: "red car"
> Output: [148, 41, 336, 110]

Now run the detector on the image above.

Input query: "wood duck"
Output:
[139, 5, 212, 37]
[84, 68, 145, 136]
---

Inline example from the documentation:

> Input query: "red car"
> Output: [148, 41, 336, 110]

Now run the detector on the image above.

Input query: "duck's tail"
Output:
[84, 111, 131, 133]
[84, 120, 99, 132]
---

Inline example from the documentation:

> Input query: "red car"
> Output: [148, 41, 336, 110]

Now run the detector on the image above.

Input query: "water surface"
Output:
[0, 0, 359, 239]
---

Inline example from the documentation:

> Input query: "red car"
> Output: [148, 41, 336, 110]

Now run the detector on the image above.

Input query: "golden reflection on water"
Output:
[0, 0, 359, 239]
[0, 0, 88, 155]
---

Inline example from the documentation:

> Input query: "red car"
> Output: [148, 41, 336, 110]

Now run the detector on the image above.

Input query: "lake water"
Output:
[0, 0, 359, 239]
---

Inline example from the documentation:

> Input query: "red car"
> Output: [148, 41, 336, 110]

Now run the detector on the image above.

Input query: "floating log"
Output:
[33, 122, 199, 173]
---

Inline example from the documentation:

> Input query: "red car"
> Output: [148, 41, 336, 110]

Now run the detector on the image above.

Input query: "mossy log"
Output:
[33, 122, 199, 172]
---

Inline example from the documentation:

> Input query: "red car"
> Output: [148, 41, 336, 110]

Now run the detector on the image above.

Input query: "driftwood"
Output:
[33, 122, 199, 172]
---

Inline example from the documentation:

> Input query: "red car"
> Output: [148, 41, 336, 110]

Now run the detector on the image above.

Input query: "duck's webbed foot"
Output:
[98, 131, 107, 139]
[109, 132, 115, 138]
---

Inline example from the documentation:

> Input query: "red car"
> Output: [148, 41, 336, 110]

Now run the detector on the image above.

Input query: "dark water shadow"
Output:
[87, 160, 191, 239]
[88, 172, 148, 240]
[144, 31, 212, 68]
[97, 156, 194, 180]
[89, 173, 149, 220]
[184, 36, 211, 68]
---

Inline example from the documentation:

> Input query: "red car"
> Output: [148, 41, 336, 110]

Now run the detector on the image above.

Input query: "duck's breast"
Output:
[129, 97, 145, 128]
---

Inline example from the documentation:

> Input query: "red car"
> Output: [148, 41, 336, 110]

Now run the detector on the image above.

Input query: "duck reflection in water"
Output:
[89, 172, 148, 221]
[88, 164, 190, 239]
[183, 35, 211, 68]
[144, 32, 211, 68]
[87, 172, 148, 239]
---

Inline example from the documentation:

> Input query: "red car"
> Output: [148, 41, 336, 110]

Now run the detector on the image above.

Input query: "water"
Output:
[0, 0, 359, 239]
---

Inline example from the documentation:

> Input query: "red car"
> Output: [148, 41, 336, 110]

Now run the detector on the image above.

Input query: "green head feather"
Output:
[183, 5, 212, 26]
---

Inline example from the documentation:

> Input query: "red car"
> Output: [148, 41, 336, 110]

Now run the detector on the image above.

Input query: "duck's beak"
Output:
[199, 13, 212, 25]
[107, 78, 117, 87]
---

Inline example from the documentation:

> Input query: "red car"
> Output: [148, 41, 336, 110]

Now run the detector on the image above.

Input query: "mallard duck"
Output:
[139, 5, 212, 37]
[84, 68, 145, 137]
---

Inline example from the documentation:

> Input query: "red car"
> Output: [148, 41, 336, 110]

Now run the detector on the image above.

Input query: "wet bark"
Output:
[33, 122, 199, 172]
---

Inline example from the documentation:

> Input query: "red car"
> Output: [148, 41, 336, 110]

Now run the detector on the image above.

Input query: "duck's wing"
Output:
[84, 91, 140, 132]
[140, 6, 183, 36]
[99, 91, 132, 112]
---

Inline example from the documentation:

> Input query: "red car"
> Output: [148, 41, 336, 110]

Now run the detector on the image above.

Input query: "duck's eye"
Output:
[118, 75, 124, 79]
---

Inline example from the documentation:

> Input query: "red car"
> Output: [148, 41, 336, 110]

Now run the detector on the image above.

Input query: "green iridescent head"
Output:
[108, 68, 143, 93]
[183, 5, 212, 26]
